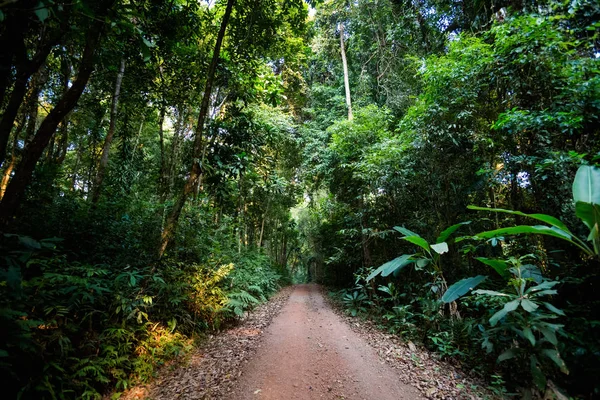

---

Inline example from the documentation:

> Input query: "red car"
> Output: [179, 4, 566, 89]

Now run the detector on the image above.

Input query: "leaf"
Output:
[539, 326, 558, 345]
[572, 165, 600, 205]
[574, 202, 600, 241]
[34, 2, 49, 22]
[520, 264, 543, 283]
[436, 221, 471, 243]
[473, 225, 572, 241]
[497, 347, 519, 362]
[526, 281, 559, 294]
[521, 299, 539, 313]
[467, 205, 572, 233]
[475, 257, 510, 277]
[401, 235, 431, 252]
[393, 226, 419, 237]
[430, 242, 449, 254]
[542, 349, 569, 374]
[489, 299, 520, 326]
[523, 327, 536, 346]
[18, 236, 41, 250]
[473, 289, 510, 297]
[366, 254, 415, 281]
[543, 302, 565, 316]
[416, 258, 430, 268]
[441, 275, 487, 303]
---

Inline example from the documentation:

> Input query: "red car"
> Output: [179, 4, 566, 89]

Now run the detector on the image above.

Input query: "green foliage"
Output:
[0, 229, 285, 398]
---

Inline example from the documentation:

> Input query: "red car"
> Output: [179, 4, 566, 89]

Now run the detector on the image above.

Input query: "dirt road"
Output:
[227, 284, 422, 400]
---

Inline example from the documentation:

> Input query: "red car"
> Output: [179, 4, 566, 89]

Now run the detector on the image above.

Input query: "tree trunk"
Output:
[0, 14, 109, 229]
[339, 23, 353, 121]
[158, 0, 235, 259]
[0, 116, 26, 200]
[90, 58, 125, 205]
[158, 106, 167, 200]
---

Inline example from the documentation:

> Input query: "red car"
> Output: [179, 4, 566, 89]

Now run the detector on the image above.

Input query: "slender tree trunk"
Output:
[339, 23, 353, 121]
[90, 58, 125, 205]
[53, 56, 72, 165]
[158, 106, 167, 199]
[0, 117, 25, 200]
[158, 0, 235, 258]
[0, 14, 110, 229]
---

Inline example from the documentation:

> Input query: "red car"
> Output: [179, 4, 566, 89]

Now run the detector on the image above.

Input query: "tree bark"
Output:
[0, 115, 26, 200]
[158, 0, 235, 258]
[339, 23, 353, 121]
[0, 14, 109, 229]
[90, 58, 125, 205]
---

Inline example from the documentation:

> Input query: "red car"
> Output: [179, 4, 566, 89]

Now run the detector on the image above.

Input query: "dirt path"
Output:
[226, 284, 422, 400]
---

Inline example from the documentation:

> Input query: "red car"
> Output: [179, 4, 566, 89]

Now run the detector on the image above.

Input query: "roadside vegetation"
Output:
[300, 1, 600, 398]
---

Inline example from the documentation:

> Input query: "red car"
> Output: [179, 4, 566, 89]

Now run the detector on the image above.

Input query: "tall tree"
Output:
[339, 22, 353, 121]
[90, 58, 125, 205]
[158, 0, 235, 258]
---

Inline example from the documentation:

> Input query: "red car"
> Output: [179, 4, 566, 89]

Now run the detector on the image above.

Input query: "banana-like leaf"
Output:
[575, 203, 600, 253]
[572, 165, 600, 205]
[436, 221, 471, 243]
[393, 226, 419, 237]
[366, 254, 415, 281]
[467, 205, 572, 233]
[441, 275, 487, 303]
[401, 235, 431, 252]
[475, 257, 510, 277]
[473, 225, 573, 241]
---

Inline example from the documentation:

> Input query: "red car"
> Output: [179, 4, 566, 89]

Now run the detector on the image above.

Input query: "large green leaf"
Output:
[475, 257, 510, 277]
[401, 235, 431, 252]
[473, 225, 577, 244]
[441, 275, 487, 303]
[575, 202, 600, 244]
[366, 254, 415, 281]
[572, 165, 600, 205]
[490, 299, 520, 326]
[436, 221, 471, 243]
[393, 226, 419, 237]
[467, 205, 572, 233]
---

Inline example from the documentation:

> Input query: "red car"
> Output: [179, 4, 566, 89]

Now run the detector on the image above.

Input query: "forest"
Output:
[0, 0, 598, 398]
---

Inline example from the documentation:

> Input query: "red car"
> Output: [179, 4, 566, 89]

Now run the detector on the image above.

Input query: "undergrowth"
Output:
[0, 233, 285, 399]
